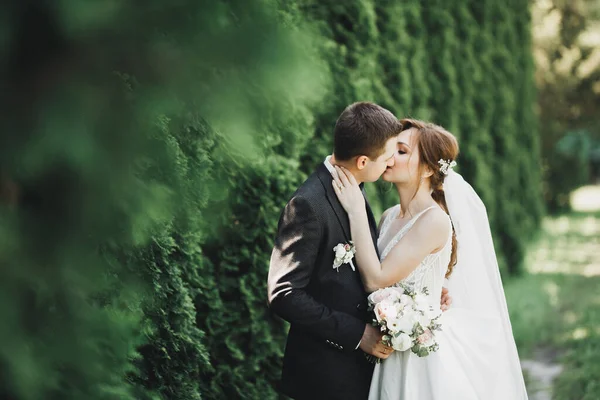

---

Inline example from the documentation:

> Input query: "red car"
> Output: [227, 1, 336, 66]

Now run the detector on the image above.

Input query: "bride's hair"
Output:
[399, 118, 459, 278]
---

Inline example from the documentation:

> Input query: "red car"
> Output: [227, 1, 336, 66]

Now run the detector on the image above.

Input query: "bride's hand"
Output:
[331, 166, 365, 216]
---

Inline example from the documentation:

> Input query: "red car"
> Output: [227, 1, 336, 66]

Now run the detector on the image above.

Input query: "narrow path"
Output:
[517, 185, 600, 399]
[521, 349, 563, 400]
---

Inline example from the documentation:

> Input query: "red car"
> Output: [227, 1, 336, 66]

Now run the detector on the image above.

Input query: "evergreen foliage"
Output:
[0, 0, 541, 399]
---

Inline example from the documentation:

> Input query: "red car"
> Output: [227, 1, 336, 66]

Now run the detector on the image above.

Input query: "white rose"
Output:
[400, 294, 414, 307]
[373, 302, 385, 323]
[368, 289, 389, 305]
[333, 260, 341, 269]
[386, 317, 402, 334]
[381, 287, 401, 301]
[391, 333, 413, 351]
[413, 293, 428, 309]
[401, 305, 416, 320]
[416, 313, 431, 329]
[382, 300, 399, 316]
[386, 287, 403, 301]
[368, 290, 382, 305]
[396, 316, 415, 333]
[334, 245, 346, 259]
[376, 300, 399, 323]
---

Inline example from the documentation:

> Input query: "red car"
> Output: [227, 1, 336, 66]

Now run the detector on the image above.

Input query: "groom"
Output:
[267, 102, 449, 400]
[267, 102, 399, 400]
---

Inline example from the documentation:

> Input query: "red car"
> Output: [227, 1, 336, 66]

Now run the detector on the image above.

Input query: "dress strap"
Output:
[379, 205, 439, 261]
[378, 204, 400, 238]
[396, 206, 438, 237]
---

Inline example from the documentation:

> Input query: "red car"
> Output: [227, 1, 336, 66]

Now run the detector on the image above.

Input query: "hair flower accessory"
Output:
[438, 159, 457, 175]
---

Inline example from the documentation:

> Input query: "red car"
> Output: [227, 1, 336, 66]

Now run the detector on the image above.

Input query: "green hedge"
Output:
[0, 0, 542, 399]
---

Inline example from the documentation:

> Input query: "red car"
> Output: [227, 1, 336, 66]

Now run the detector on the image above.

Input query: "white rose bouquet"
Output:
[366, 284, 443, 363]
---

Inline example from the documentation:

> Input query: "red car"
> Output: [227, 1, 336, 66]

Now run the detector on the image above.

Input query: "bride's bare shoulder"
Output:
[413, 206, 451, 242]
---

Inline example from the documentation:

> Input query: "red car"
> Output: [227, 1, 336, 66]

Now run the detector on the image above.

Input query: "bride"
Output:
[331, 118, 528, 399]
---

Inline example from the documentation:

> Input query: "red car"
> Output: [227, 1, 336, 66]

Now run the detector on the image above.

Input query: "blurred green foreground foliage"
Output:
[0, 0, 542, 398]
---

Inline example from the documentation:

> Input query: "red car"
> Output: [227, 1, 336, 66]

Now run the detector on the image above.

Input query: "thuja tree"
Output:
[0, 1, 542, 399]
[293, 0, 542, 276]
[0, 0, 326, 399]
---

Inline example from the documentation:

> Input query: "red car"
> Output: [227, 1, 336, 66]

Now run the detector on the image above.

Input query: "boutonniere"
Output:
[333, 241, 356, 272]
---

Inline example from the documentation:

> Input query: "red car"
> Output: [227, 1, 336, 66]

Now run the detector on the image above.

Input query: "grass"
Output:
[505, 194, 600, 400]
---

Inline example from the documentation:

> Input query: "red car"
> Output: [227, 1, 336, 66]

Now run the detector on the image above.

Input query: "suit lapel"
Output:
[316, 164, 352, 242]
[316, 164, 380, 258]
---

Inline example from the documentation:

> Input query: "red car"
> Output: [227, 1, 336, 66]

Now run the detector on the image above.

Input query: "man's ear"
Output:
[355, 155, 369, 170]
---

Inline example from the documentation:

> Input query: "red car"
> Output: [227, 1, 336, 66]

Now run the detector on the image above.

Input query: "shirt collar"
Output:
[323, 155, 364, 190]
[324, 155, 336, 176]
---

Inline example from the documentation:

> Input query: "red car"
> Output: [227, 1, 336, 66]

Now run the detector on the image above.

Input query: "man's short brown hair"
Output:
[333, 102, 402, 161]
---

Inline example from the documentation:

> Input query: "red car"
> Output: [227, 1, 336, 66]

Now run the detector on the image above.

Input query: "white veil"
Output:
[443, 170, 528, 399]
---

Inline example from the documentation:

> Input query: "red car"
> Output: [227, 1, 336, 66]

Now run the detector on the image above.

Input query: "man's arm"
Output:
[267, 196, 365, 351]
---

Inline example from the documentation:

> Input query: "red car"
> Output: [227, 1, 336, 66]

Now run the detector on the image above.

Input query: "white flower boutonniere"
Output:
[333, 241, 356, 272]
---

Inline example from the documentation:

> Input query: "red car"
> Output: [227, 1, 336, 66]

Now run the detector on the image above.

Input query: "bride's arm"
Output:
[332, 166, 449, 292]
[373, 212, 448, 289]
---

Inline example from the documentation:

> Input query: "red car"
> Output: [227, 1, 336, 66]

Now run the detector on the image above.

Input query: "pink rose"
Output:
[375, 301, 398, 323]
[368, 288, 398, 305]
[373, 302, 385, 323]
[417, 330, 434, 347]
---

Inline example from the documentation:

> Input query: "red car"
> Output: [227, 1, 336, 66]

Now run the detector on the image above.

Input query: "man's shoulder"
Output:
[288, 168, 328, 206]
[275, 170, 330, 230]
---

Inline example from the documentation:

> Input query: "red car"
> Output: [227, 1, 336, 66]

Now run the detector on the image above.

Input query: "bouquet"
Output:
[366, 284, 443, 363]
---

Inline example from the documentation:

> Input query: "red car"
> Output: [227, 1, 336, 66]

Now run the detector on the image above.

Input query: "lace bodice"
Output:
[378, 205, 452, 302]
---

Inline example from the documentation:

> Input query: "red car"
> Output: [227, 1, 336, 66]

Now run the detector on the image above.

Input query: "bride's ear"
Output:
[355, 155, 369, 170]
[421, 165, 434, 179]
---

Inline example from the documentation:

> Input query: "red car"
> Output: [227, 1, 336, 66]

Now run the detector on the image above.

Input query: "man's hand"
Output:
[440, 287, 452, 311]
[359, 324, 393, 359]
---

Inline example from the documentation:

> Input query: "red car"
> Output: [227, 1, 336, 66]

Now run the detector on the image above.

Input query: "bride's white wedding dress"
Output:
[368, 201, 528, 399]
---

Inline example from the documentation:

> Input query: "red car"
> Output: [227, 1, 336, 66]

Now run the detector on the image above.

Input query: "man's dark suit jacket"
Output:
[268, 163, 380, 400]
